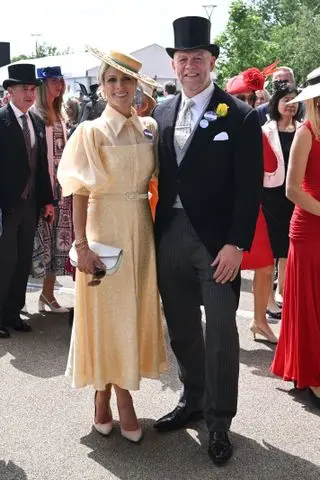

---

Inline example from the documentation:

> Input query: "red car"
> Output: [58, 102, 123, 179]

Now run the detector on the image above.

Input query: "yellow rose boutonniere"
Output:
[216, 103, 229, 118]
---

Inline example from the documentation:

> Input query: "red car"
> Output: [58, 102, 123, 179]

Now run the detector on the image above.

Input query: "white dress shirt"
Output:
[10, 101, 36, 147]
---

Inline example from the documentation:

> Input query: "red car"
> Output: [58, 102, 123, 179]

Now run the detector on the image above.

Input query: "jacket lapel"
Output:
[161, 93, 181, 162]
[7, 104, 27, 148]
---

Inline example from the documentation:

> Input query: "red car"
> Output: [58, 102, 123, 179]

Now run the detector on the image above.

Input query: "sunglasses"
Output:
[88, 267, 106, 287]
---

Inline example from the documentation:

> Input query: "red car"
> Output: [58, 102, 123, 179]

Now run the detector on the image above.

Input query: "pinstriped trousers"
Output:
[156, 209, 240, 432]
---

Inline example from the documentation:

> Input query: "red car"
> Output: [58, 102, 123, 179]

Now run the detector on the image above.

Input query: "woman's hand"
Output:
[76, 245, 106, 275]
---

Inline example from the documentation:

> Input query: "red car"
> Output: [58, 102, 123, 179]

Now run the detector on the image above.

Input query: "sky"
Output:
[2, 0, 233, 58]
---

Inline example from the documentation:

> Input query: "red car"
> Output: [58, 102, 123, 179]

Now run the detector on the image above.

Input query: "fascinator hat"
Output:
[226, 61, 280, 94]
[87, 46, 158, 87]
[288, 67, 320, 104]
[226, 68, 265, 94]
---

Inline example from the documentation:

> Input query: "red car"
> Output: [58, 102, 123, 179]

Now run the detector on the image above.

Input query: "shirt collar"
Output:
[10, 101, 29, 120]
[181, 82, 215, 109]
[103, 104, 143, 137]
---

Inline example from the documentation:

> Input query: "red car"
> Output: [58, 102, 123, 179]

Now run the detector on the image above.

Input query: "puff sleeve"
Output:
[57, 121, 108, 197]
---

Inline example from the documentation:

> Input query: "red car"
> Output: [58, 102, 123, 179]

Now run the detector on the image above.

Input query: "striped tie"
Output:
[175, 98, 195, 149]
[21, 114, 32, 164]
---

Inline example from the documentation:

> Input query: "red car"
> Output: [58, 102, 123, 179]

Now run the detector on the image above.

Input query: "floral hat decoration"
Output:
[226, 61, 280, 94]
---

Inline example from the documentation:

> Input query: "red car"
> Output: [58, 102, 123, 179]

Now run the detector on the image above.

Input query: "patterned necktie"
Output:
[175, 98, 195, 149]
[21, 114, 32, 164]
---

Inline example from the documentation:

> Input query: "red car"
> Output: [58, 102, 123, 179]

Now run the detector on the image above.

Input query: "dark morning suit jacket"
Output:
[153, 84, 264, 258]
[0, 104, 53, 211]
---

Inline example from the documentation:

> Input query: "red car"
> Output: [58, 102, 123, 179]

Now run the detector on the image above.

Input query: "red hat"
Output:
[226, 67, 265, 94]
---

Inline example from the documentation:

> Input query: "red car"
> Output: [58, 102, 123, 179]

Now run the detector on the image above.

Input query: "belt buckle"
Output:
[126, 192, 138, 200]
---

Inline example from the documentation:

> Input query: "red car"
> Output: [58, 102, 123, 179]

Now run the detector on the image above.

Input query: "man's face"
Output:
[8, 84, 36, 112]
[172, 49, 215, 97]
[273, 69, 295, 85]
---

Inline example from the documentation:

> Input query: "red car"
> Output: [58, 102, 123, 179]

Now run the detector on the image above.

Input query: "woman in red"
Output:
[271, 67, 320, 408]
[226, 68, 278, 343]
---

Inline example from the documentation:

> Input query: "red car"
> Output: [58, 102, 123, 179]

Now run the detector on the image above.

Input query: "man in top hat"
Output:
[0, 63, 54, 338]
[152, 16, 263, 465]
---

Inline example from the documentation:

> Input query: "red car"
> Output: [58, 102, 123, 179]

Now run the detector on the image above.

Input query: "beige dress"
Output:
[57, 105, 167, 391]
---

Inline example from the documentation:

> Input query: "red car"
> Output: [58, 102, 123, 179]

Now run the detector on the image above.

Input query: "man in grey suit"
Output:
[152, 17, 263, 466]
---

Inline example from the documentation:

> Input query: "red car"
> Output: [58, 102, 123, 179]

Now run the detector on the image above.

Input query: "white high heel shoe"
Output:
[120, 427, 143, 443]
[94, 421, 113, 436]
[117, 401, 142, 443]
[94, 391, 113, 436]
[38, 294, 69, 313]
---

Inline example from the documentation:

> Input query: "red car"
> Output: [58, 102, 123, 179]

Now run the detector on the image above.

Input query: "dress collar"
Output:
[102, 104, 143, 137]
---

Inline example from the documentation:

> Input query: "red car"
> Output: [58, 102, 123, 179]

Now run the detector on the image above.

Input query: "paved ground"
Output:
[0, 273, 319, 480]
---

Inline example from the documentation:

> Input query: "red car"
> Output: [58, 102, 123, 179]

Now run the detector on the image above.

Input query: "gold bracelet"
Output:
[75, 241, 89, 251]
[74, 237, 88, 247]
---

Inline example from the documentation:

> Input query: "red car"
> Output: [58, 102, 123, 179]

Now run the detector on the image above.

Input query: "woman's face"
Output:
[102, 67, 136, 115]
[278, 92, 298, 119]
[236, 91, 256, 107]
[46, 77, 64, 99]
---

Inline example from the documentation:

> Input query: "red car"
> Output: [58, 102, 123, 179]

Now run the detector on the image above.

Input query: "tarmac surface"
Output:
[0, 273, 319, 480]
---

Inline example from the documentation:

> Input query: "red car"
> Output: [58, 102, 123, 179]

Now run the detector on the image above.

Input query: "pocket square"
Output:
[213, 131, 229, 141]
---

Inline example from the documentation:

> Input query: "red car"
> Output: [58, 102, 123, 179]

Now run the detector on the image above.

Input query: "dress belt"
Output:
[92, 192, 149, 201]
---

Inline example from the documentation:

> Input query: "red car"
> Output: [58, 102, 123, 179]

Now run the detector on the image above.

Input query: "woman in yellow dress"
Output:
[57, 48, 167, 443]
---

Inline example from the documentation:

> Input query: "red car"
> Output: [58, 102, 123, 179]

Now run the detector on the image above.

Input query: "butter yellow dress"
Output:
[58, 105, 167, 391]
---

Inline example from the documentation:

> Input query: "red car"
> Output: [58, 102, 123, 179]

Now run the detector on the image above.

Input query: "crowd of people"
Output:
[0, 14, 319, 467]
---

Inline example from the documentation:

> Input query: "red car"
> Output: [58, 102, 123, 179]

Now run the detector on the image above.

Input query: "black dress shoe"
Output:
[153, 404, 203, 431]
[12, 320, 32, 332]
[0, 326, 10, 338]
[266, 309, 282, 320]
[208, 431, 233, 466]
[308, 388, 320, 409]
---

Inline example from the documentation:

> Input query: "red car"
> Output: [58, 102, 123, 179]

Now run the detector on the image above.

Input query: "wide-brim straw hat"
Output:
[288, 67, 320, 104]
[87, 46, 157, 87]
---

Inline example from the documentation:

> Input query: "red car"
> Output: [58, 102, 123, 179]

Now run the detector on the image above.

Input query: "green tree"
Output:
[252, 0, 320, 25]
[215, 0, 320, 86]
[214, 0, 278, 86]
[271, 6, 320, 84]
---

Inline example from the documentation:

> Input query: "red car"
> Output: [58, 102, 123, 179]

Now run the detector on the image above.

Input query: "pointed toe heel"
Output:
[94, 421, 113, 436]
[250, 322, 278, 344]
[120, 427, 143, 443]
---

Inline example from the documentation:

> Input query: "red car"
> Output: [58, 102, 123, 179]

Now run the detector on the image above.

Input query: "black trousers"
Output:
[0, 199, 37, 326]
[156, 210, 240, 432]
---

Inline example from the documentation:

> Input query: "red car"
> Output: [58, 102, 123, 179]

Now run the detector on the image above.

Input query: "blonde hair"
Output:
[35, 78, 66, 126]
[305, 97, 320, 140]
[97, 63, 110, 100]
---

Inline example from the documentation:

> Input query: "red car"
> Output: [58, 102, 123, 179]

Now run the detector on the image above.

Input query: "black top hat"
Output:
[3, 63, 42, 90]
[166, 16, 219, 59]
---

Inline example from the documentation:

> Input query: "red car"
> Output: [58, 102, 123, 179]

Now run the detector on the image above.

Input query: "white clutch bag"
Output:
[69, 241, 123, 275]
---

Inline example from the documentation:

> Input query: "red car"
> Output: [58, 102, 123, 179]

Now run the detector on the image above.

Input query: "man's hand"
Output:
[43, 204, 55, 224]
[211, 244, 243, 284]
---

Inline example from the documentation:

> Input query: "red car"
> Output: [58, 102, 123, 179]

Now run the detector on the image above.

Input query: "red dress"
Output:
[271, 121, 320, 388]
[241, 134, 276, 270]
